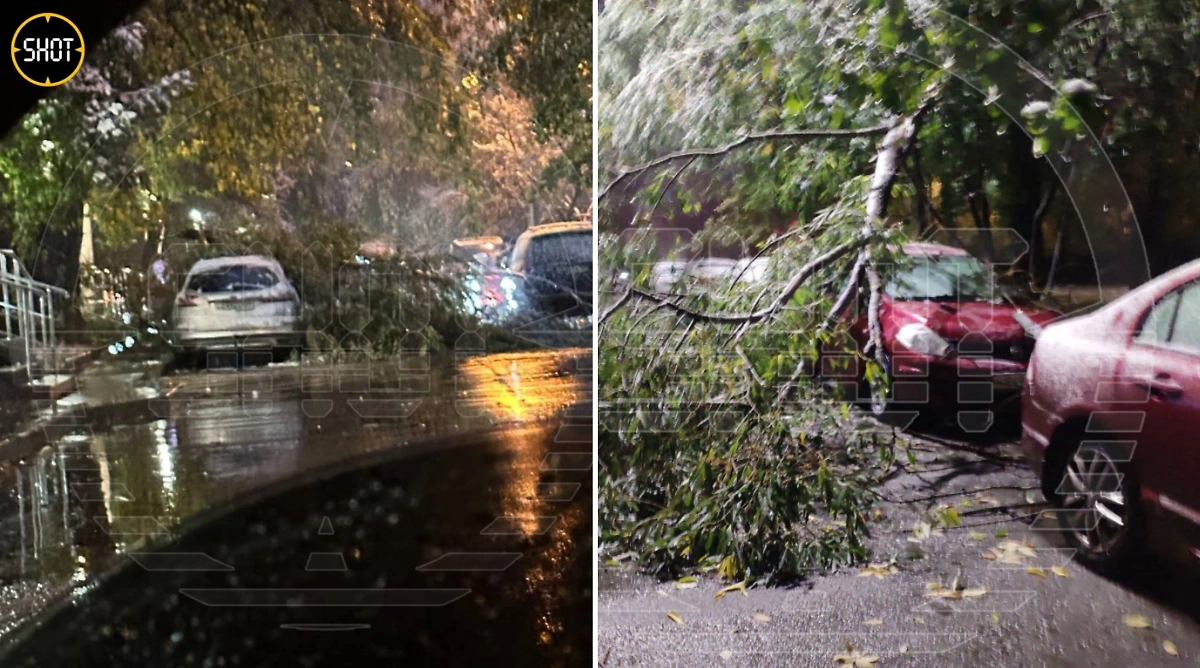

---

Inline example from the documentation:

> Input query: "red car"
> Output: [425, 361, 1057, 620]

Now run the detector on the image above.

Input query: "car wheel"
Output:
[1054, 440, 1146, 574]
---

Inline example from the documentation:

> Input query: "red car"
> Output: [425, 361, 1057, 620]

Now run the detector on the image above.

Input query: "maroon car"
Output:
[1023, 258, 1200, 572]
[839, 243, 1058, 425]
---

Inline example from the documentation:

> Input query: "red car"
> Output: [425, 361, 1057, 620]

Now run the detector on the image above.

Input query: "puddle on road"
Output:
[0, 349, 591, 632]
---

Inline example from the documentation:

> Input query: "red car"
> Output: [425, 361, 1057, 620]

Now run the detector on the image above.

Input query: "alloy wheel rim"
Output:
[1059, 446, 1128, 554]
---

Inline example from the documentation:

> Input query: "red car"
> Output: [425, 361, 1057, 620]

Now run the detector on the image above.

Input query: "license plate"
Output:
[993, 373, 1025, 390]
[216, 302, 254, 311]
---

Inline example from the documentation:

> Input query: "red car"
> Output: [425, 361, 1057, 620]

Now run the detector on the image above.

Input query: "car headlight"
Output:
[894, 323, 952, 357]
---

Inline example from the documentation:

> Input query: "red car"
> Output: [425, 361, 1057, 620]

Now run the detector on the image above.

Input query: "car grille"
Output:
[946, 335, 1033, 362]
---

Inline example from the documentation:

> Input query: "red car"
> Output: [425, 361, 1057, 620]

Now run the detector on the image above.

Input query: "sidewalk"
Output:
[0, 357, 169, 463]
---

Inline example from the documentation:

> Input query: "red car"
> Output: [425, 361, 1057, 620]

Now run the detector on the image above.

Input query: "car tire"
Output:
[1052, 439, 1146, 575]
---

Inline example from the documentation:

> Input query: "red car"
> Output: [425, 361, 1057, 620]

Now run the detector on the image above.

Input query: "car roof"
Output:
[900, 242, 971, 257]
[453, 236, 504, 247]
[519, 221, 592, 239]
[188, 255, 284, 274]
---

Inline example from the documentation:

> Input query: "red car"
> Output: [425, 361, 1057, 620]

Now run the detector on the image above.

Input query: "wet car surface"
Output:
[0, 349, 593, 664]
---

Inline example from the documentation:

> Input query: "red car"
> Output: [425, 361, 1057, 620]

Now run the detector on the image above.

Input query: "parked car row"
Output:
[829, 240, 1200, 575]
[613, 239, 1200, 575]
[167, 221, 594, 366]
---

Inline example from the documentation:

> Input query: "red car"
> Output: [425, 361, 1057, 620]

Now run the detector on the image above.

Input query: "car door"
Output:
[1114, 280, 1200, 530]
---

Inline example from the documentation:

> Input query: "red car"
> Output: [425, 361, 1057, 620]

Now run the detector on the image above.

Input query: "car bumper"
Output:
[890, 353, 1028, 408]
[175, 329, 303, 351]
[1020, 388, 1057, 483]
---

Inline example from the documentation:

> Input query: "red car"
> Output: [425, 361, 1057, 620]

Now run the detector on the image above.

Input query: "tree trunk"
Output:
[29, 200, 85, 336]
[1007, 126, 1043, 279]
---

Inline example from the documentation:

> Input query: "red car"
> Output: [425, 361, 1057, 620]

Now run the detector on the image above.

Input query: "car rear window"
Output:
[186, 265, 280, 293]
[526, 231, 592, 271]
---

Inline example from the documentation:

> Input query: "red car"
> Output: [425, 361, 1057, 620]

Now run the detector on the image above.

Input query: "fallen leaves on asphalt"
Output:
[752, 613, 770, 624]
[1027, 567, 1048, 577]
[864, 618, 884, 626]
[673, 576, 699, 590]
[834, 645, 880, 667]
[858, 562, 899, 579]
[667, 611, 684, 625]
[909, 521, 933, 543]
[1051, 566, 1070, 578]
[1123, 614, 1153, 629]
[715, 580, 748, 600]
[1163, 639, 1178, 656]
[983, 539, 1039, 565]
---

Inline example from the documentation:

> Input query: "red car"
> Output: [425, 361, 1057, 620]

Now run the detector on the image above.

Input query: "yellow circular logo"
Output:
[11, 13, 85, 87]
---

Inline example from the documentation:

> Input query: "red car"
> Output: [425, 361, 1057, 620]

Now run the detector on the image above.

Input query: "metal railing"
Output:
[1, 250, 70, 381]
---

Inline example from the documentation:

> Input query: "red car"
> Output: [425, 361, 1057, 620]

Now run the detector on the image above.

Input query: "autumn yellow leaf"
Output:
[858, 563, 899, 579]
[1026, 567, 1047, 577]
[1123, 614, 1153, 629]
[1051, 566, 1070, 578]
[715, 580, 748, 600]
[833, 650, 880, 667]
[752, 613, 770, 623]
[1163, 640, 1178, 656]
[961, 587, 989, 598]
[667, 611, 684, 625]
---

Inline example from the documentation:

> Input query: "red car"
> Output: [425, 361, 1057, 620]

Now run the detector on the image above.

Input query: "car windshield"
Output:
[887, 254, 996, 301]
[186, 265, 279, 293]
[526, 231, 592, 271]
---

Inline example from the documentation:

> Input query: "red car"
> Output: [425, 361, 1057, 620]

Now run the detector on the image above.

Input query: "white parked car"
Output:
[650, 257, 770, 293]
[172, 255, 302, 364]
[507, 221, 593, 316]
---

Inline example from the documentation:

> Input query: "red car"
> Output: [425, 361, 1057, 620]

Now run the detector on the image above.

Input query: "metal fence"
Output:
[1, 250, 69, 380]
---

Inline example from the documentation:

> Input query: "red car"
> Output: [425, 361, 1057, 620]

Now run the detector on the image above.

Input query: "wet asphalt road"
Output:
[599, 418, 1200, 668]
[0, 348, 593, 660]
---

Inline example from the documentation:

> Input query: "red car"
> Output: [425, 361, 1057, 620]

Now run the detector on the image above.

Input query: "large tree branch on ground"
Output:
[599, 286, 632, 326]
[776, 250, 868, 402]
[860, 86, 940, 374]
[624, 234, 870, 324]
[598, 124, 893, 201]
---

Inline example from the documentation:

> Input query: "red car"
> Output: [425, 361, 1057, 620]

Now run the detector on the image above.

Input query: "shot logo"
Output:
[11, 13, 85, 87]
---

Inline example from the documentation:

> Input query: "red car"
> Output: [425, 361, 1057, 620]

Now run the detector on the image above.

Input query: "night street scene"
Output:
[597, 1, 1200, 666]
[0, 0, 592, 665]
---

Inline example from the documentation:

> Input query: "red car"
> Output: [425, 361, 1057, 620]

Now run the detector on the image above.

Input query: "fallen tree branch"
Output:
[777, 252, 868, 402]
[647, 155, 698, 221]
[625, 234, 869, 324]
[598, 124, 892, 201]
[599, 287, 632, 326]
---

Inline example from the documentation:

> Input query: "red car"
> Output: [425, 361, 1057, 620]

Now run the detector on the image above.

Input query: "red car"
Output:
[1023, 258, 1200, 572]
[837, 243, 1058, 426]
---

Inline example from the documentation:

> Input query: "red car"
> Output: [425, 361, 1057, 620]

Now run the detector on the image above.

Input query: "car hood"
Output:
[888, 298, 1058, 340]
